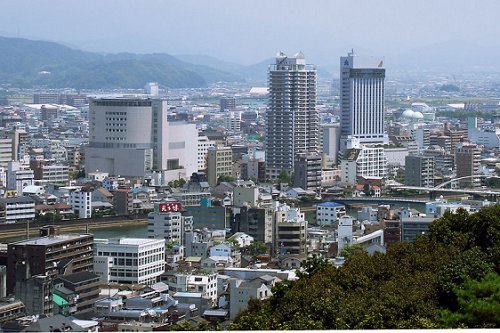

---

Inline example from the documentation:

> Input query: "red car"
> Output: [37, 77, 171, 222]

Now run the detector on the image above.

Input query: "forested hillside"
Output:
[229, 205, 500, 329]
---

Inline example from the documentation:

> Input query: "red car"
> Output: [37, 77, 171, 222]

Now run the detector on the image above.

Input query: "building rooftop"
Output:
[174, 292, 202, 298]
[12, 233, 92, 246]
[104, 238, 164, 246]
[56, 271, 100, 284]
[0, 196, 35, 204]
[203, 309, 228, 317]
[318, 202, 345, 207]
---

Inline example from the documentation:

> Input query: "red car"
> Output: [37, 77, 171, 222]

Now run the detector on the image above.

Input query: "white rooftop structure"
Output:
[249, 87, 268, 95]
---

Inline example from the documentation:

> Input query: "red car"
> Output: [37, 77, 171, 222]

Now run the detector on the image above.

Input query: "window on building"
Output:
[167, 159, 180, 170]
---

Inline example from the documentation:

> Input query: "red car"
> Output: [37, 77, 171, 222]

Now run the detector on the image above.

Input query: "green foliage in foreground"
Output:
[229, 205, 500, 329]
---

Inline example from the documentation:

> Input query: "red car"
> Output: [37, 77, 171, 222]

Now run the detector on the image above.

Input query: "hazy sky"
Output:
[1, 0, 500, 66]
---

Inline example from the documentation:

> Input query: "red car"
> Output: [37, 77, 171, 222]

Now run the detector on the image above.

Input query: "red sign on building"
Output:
[159, 202, 182, 213]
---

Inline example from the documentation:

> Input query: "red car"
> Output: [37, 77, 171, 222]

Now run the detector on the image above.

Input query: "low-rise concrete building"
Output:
[0, 196, 35, 223]
[316, 202, 346, 226]
[93, 238, 165, 285]
[229, 276, 276, 320]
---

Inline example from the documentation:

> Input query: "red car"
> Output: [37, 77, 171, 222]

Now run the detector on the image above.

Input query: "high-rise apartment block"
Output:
[340, 51, 388, 146]
[197, 135, 215, 171]
[69, 187, 92, 218]
[321, 123, 341, 166]
[0, 138, 13, 167]
[266, 52, 318, 179]
[340, 137, 387, 184]
[444, 123, 468, 152]
[235, 206, 274, 246]
[223, 111, 242, 133]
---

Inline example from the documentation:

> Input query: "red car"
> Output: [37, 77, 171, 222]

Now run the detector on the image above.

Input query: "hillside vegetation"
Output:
[230, 205, 500, 329]
[0, 36, 241, 89]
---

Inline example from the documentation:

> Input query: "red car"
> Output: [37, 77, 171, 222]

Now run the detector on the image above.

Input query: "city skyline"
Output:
[0, 1, 498, 330]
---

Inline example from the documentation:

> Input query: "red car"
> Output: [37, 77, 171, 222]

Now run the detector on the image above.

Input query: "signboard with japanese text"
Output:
[158, 202, 182, 213]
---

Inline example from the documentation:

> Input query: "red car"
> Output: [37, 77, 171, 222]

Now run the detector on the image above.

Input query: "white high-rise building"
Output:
[0, 138, 13, 168]
[340, 51, 388, 146]
[197, 135, 215, 171]
[85, 97, 197, 180]
[93, 238, 165, 285]
[265, 52, 318, 179]
[274, 203, 308, 255]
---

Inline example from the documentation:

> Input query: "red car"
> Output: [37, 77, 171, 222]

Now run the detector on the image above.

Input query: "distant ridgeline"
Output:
[0, 36, 241, 89]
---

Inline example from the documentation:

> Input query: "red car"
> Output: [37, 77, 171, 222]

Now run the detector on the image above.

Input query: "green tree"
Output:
[277, 169, 292, 185]
[217, 175, 235, 184]
[439, 273, 500, 328]
[339, 243, 366, 258]
[241, 241, 268, 256]
[230, 205, 500, 330]
[436, 247, 494, 309]
[168, 178, 186, 188]
[297, 254, 330, 278]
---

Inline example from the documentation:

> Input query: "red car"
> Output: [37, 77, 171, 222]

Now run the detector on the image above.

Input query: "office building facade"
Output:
[85, 97, 197, 180]
[93, 238, 165, 285]
[147, 204, 193, 246]
[207, 146, 233, 187]
[340, 51, 388, 146]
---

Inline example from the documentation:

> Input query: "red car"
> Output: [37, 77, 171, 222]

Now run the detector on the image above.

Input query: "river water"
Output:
[1, 203, 425, 244]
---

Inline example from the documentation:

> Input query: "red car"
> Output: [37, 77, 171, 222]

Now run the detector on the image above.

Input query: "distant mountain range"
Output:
[0, 36, 242, 89]
[0, 36, 336, 89]
[2, 36, 498, 90]
[177, 54, 335, 82]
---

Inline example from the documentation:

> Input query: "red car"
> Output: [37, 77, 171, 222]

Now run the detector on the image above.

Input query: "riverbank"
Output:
[0, 219, 148, 242]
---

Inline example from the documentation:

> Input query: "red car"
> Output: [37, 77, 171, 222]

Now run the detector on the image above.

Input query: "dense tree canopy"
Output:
[229, 205, 500, 329]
